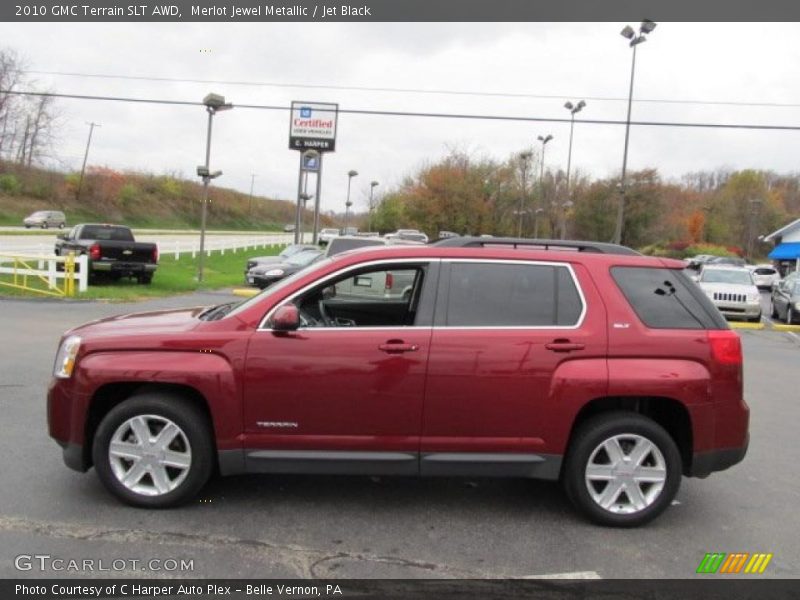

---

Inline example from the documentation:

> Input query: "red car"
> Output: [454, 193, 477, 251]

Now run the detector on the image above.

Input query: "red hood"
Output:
[66, 306, 208, 339]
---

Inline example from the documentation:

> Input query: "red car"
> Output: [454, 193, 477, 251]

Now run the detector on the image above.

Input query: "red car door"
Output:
[421, 260, 607, 477]
[241, 260, 437, 474]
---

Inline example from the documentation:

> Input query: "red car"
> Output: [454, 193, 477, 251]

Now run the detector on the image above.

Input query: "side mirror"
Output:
[270, 304, 300, 332]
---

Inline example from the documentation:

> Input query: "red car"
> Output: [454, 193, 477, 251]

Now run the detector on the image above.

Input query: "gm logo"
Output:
[696, 552, 773, 574]
[300, 106, 312, 118]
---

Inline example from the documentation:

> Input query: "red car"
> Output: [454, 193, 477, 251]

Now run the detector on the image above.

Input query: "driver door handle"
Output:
[379, 341, 419, 354]
[545, 340, 585, 353]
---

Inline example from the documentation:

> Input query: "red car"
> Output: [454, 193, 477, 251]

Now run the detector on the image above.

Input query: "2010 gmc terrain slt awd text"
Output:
[48, 238, 749, 526]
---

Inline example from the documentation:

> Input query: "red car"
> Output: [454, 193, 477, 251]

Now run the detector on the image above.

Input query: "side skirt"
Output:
[219, 449, 562, 480]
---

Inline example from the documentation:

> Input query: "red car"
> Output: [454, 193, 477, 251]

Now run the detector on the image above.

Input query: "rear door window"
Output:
[441, 262, 583, 327]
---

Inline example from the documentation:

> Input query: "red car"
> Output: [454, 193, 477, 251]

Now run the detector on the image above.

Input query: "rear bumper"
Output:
[689, 434, 749, 478]
[92, 261, 158, 273]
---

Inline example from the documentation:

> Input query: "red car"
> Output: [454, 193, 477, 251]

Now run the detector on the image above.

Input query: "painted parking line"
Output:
[523, 571, 602, 579]
[728, 322, 765, 330]
[232, 287, 259, 298]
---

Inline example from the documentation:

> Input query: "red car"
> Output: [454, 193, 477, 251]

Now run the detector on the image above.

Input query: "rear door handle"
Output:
[545, 341, 586, 353]
[379, 341, 419, 354]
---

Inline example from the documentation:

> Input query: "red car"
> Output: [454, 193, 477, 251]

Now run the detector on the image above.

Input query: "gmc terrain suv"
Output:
[48, 238, 749, 526]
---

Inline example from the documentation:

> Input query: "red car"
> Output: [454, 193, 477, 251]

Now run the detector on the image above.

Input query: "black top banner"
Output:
[2, 0, 799, 22]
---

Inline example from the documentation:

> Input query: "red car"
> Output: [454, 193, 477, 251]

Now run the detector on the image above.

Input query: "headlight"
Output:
[53, 335, 81, 379]
[264, 269, 285, 277]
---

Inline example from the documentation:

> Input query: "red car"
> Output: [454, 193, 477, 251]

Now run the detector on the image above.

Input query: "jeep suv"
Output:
[48, 237, 749, 526]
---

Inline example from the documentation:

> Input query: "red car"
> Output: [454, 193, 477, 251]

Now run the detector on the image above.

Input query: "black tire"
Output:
[563, 411, 682, 527]
[92, 394, 214, 508]
[749, 313, 762, 323]
[137, 274, 153, 285]
[771, 301, 779, 319]
[41, 222, 48, 229]
[59, 223, 65, 229]
[788, 307, 795, 325]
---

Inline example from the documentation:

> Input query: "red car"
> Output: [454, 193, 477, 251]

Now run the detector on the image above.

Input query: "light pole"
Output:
[75, 121, 100, 202]
[197, 93, 232, 283]
[562, 100, 586, 239]
[517, 152, 532, 237]
[368, 180, 379, 232]
[533, 208, 545, 238]
[248, 173, 256, 216]
[299, 192, 313, 243]
[344, 169, 358, 232]
[613, 19, 657, 245]
[537, 134, 553, 236]
[746, 198, 763, 261]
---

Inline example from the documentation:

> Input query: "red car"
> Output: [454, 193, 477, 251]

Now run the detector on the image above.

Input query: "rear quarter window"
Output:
[611, 266, 728, 330]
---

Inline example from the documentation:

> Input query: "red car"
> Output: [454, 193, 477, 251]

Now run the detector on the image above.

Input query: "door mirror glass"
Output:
[270, 304, 300, 331]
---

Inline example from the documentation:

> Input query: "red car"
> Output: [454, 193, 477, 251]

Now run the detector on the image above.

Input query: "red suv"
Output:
[48, 238, 749, 526]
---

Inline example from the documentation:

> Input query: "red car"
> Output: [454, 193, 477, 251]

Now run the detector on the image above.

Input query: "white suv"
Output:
[697, 265, 761, 322]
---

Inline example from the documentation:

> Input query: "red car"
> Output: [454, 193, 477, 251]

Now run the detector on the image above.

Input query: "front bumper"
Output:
[713, 301, 761, 319]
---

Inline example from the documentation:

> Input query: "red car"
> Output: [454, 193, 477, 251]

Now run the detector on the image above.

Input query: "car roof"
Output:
[323, 242, 685, 269]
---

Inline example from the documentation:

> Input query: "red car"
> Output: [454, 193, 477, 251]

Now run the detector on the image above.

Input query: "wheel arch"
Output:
[562, 396, 694, 477]
[83, 382, 217, 471]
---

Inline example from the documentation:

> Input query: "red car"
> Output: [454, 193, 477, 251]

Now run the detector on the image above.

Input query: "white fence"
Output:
[0, 253, 89, 294]
[0, 233, 295, 261]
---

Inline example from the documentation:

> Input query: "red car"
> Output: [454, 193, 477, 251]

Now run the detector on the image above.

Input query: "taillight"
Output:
[89, 243, 101, 261]
[385, 273, 394, 290]
[708, 330, 742, 366]
[152, 245, 159, 263]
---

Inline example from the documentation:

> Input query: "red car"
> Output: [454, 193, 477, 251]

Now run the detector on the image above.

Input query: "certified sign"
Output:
[289, 101, 338, 152]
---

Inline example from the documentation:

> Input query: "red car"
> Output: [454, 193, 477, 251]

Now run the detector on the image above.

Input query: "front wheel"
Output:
[788, 307, 796, 325]
[563, 412, 682, 527]
[92, 394, 214, 507]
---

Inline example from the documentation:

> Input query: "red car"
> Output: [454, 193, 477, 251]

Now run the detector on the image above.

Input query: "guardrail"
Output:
[0, 234, 295, 259]
[0, 253, 88, 297]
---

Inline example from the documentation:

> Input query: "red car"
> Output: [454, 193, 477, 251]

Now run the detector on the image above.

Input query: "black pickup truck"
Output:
[54, 224, 158, 284]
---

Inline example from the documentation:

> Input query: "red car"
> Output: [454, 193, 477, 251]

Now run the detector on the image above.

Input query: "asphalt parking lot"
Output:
[0, 291, 798, 580]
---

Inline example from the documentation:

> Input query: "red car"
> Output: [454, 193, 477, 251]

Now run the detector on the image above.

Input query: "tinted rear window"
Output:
[612, 267, 727, 330]
[327, 238, 384, 255]
[444, 262, 583, 327]
[79, 226, 134, 241]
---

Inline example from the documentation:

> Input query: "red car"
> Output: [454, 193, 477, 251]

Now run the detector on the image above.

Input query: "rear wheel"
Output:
[41, 222, 48, 229]
[563, 412, 681, 527]
[771, 301, 779, 319]
[92, 394, 214, 507]
[137, 273, 153, 285]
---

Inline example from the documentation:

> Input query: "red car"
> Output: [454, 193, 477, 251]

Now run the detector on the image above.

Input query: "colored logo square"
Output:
[300, 107, 312, 118]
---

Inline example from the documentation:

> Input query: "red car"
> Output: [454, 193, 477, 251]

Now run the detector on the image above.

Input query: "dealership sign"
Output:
[289, 101, 338, 152]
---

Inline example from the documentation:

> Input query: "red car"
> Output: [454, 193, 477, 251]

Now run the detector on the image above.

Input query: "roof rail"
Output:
[430, 236, 640, 256]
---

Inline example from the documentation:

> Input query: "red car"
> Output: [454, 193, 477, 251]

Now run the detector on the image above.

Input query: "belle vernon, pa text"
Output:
[16, 583, 343, 597]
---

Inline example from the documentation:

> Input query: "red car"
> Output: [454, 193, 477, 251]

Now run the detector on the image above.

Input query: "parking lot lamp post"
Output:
[563, 101, 586, 239]
[299, 193, 313, 243]
[517, 152, 532, 237]
[197, 93, 232, 283]
[537, 135, 553, 236]
[344, 170, 358, 231]
[613, 20, 656, 245]
[368, 181, 379, 232]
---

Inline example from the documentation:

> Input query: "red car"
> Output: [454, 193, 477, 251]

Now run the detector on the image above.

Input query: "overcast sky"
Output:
[2, 22, 800, 213]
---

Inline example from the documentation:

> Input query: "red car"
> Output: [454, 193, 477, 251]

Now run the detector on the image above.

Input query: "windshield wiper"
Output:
[200, 302, 235, 321]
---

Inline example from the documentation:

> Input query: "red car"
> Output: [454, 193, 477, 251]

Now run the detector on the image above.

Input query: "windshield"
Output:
[286, 250, 322, 266]
[701, 269, 753, 285]
[227, 256, 335, 319]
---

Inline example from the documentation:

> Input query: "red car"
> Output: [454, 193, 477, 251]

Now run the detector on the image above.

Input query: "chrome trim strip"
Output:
[257, 257, 588, 332]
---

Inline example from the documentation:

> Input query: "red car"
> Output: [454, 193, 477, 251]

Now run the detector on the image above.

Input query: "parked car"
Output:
[770, 273, 800, 324]
[244, 244, 318, 279]
[318, 228, 340, 246]
[385, 229, 429, 243]
[748, 264, 780, 290]
[325, 235, 425, 258]
[246, 248, 324, 289]
[24, 210, 66, 229]
[707, 256, 747, 267]
[54, 224, 158, 284]
[696, 265, 761, 322]
[48, 236, 748, 527]
[438, 230, 460, 240]
[283, 224, 296, 232]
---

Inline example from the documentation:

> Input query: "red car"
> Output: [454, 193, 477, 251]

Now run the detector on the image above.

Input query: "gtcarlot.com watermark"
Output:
[15, 554, 194, 573]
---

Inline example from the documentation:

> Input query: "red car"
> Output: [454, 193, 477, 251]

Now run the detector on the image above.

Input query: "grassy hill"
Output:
[0, 161, 330, 231]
